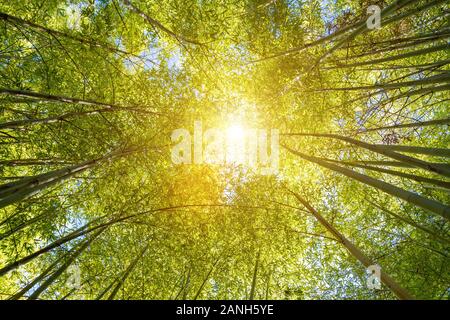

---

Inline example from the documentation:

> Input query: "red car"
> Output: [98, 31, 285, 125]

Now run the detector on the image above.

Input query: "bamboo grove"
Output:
[0, 0, 448, 300]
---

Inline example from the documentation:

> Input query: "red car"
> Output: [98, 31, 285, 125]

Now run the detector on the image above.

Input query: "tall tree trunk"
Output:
[28, 227, 106, 299]
[0, 88, 161, 116]
[0, 107, 144, 130]
[314, 0, 418, 67]
[249, 250, 261, 300]
[120, 0, 202, 45]
[0, 210, 54, 241]
[0, 218, 105, 276]
[329, 43, 449, 68]
[0, 159, 72, 166]
[282, 144, 450, 221]
[372, 145, 450, 158]
[252, 0, 429, 63]
[0, 12, 139, 57]
[286, 188, 415, 300]
[0, 204, 242, 276]
[345, 29, 450, 59]
[193, 257, 220, 300]
[281, 133, 450, 177]
[366, 199, 450, 245]
[8, 249, 71, 300]
[0, 147, 138, 209]
[316, 73, 450, 91]
[322, 158, 450, 190]
[107, 243, 150, 300]
[357, 118, 450, 133]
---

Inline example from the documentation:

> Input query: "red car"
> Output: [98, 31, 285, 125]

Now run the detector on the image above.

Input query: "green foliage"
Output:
[0, 0, 448, 300]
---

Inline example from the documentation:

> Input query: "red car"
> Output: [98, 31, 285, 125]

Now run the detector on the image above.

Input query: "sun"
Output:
[225, 124, 246, 165]
[226, 125, 245, 141]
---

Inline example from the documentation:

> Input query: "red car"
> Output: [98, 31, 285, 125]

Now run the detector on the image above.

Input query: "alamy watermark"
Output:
[367, 5, 381, 30]
[66, 264, 81, 290]
[367, 264, 381, 290]
[170, 121, 279, 175]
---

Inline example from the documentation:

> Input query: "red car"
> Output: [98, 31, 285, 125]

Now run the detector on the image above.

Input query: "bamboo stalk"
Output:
[0, 12, 143, 58]
[329, 43, 449, 69]
[316, 73, 450, 91]
[28, 227, 106, 299]
[281, 133, 450, 177]
[366, 200, 450, 245]
[249, 250, 261, 300]
[282, 144, 450, 221]
[120, 0, 202, 45]
[357, 118, 450, 132]
[373, 145, 450, 158]
[0, 88, 162, 116]
[286, 188, 415, 300]
[322, 158, 450, 190]
[107, 243, 150, 300]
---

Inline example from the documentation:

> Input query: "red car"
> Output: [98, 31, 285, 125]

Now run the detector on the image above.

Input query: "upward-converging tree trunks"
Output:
[0, 0, 448, 300]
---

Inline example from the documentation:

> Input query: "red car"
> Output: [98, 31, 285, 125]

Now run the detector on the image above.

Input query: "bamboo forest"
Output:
[0, 0, 448, 301]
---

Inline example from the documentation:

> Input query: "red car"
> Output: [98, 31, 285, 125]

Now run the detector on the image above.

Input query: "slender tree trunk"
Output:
[120, 0, 202, 45]
[28, 227, 106, 299]
[251, 0, 429, 63]
[0, 204, 248, 276]
[372, 145, 450, 158]
[345, 30, 450, 59]
[0, 161, 97, 209]
[193, 257, 220, 300]
[8, 249, 71, 300]
[0, 159, 72, 166]
[0, 12, 140, 57]
[314, 0, 417, 67]
[181, 268, 191, 300]
[322, 158, 450, 190]
[281, 133, 450, 177]
[0, 210, 54, 240]
[329, 43, 449, 69]
[335, 160, 450, 171]
[366, 200, 450, 245]
[384, 84, 450, 103]
[381, 0, 446, 27]
[0, 107, 145, 130]
[0, 147, 138, 209]
[282, 144, 450, 221]
[316, 73, 450, 91]
[349, 59, 450, 71]
[286, 188, 415, 300]
[0, 219, 104, 276]
[107, 243, 150, 300]
[357, 118, 450, 133]
[249, 250, 261, 300]
[265, 268, 272, 299]
[340, 160, 414, 168]
[0, 161, 95, 195]
[0, 88, 161, 116]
